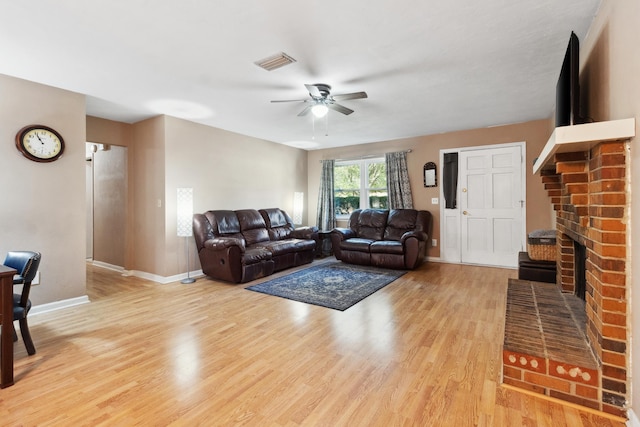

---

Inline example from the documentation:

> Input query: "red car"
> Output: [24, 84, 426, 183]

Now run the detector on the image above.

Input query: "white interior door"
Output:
[459, 145, 524, 267]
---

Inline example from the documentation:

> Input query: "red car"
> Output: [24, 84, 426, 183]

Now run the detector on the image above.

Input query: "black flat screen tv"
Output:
[555, 31, 583, 127]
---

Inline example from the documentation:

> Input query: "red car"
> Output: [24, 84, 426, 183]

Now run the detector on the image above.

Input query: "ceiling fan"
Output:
[271, 83, 368, 118]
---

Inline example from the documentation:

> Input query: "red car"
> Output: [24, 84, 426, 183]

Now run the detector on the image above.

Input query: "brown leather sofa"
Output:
[330, 208, 431, 270]
[193, 208, 318, 283]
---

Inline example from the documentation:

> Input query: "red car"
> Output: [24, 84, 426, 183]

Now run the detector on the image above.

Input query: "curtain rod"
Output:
[320, 149, 412, 163]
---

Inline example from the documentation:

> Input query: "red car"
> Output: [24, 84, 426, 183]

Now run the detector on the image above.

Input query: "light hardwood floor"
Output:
[2, 260, 625, 426]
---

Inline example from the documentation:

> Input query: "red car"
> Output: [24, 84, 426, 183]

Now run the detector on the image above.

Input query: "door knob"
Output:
[463, 211, 469, 215]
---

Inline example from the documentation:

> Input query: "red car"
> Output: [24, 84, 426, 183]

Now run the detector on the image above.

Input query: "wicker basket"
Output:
[527, 229, 556, 261]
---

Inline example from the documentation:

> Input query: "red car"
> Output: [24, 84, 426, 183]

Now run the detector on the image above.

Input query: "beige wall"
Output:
[131, 116, 167, 275]
[0, 74, 87, 305]
[580, 0, 640, 417]
[307, 119, 554, 258]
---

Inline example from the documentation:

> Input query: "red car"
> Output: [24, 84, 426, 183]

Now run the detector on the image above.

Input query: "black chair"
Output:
[3, 251, 41, 355]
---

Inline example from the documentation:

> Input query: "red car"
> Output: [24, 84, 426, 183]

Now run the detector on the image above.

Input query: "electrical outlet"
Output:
[32, 271, 40, 285]
[431, 197, 439, 205]
[432, 239, 437, 247]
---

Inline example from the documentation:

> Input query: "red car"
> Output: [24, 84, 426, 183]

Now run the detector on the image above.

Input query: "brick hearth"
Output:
[502, 140, 629, 417]
[503, 279, 599, 408]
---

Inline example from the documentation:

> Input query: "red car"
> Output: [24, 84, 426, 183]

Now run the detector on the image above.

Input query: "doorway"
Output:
[86, 143, 127, 269]
[440, 142, 525, 268]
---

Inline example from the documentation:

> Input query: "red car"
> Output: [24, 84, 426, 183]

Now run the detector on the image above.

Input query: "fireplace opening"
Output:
[574, 240, 586, 301]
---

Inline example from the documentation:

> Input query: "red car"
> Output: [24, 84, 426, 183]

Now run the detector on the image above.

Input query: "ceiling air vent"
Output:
[254, 52, 296, 71]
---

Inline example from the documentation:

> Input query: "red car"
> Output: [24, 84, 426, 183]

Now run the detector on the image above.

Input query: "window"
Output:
[334, 158, 387, 218]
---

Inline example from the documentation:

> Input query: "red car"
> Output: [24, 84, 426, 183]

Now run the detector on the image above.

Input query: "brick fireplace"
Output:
[502, 130, 632, 418]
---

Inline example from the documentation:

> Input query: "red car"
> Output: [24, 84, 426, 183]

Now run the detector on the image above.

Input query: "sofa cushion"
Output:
[260, 238, 315, 257]
[236, 209, 270, 246]
[206, 210, 245, 240]
[260, 208, 294, 240]
[370, 240, 404, 255]
[242, 247, 272, 265]
[341, 238, 375, 252]
[384, 209, 418, 241]
[351, 209, 388, 240]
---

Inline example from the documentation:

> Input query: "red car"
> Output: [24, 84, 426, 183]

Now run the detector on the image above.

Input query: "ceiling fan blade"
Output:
[297, 106, 312, 116]
[327, 103, 354, 115]
[331, 91, 368, 101]
[270, 99, 306, 103]
[305, 84, 322, 98]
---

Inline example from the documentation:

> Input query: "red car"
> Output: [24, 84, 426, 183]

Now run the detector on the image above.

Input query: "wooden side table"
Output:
[317, 230, 333, 258]
[1, 265, 17, 388]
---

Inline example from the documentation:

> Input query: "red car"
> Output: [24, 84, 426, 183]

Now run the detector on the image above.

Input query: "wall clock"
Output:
[15, 125, 65, 162]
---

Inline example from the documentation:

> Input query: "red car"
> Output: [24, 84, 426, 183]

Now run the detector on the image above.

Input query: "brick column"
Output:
[587, 142, 627, 414]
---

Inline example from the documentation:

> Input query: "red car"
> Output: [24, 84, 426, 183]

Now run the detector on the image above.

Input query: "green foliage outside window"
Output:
[369, 192, 388, 209]
[335, 164, 361, 190]
[334, 160, 388, 215]
[335, 193, 360, 215]
[367, 163, 386, 189]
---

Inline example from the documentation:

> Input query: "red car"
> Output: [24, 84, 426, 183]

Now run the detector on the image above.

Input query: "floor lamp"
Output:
[177, 188, 195, 284]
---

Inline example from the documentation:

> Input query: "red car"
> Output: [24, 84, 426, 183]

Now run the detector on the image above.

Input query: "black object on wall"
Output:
[443, 153, 458, 209]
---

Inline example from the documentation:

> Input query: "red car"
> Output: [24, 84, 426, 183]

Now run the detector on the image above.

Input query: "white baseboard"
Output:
[426, 256, 518, 269]
[130, 269, 204, 284]
[89, 260, 203, 284]
[30, 295, 90, 316]
[628, 408, 639, 427]
[90, 260, 125, 273]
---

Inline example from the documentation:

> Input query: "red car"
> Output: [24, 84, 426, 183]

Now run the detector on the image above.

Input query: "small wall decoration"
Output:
[423, 162, 437, 187]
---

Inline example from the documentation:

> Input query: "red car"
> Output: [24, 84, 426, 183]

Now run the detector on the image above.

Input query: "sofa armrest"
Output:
[330, 228, 355, 261]
[198, 237, 247, 283]
[204, 237, 246, 252]
[331, 228, 355, 241]
[400, 230, 427, 244]
[290, 226, 318, 240]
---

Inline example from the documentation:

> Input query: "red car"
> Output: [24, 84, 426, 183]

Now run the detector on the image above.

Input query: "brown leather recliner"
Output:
[330, 208, 431, 270]
[192, 208, 317, 283]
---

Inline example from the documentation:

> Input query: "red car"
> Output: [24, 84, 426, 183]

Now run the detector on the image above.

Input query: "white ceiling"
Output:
[1, 0, 601, 150]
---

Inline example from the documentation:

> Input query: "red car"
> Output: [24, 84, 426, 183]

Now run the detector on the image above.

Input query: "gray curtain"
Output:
[316, 159, 336, 231]
[386, 151, 413, 209]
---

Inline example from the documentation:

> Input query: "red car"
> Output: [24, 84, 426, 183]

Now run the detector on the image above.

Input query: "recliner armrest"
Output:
[204, 237, 246, 252]
[331, 228, 355, 241]
[290, 226, 318, 240]
[400, 231, 427, 244]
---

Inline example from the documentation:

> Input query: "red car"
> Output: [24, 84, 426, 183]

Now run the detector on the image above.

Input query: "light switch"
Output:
[431, 197, 439, 205]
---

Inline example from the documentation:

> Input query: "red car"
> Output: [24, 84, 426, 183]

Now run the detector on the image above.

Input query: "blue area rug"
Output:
[245, 262, 406, 311]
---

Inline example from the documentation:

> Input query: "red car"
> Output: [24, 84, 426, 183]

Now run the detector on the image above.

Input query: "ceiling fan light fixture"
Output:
[311, 103, 328, 118]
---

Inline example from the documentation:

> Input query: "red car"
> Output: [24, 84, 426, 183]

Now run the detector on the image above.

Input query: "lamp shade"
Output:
[177, 188, 194, 237]
[293, 192, 304, 225]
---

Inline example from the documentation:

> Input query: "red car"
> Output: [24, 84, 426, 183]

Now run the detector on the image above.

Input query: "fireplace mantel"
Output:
[533, 118, 635, 174]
